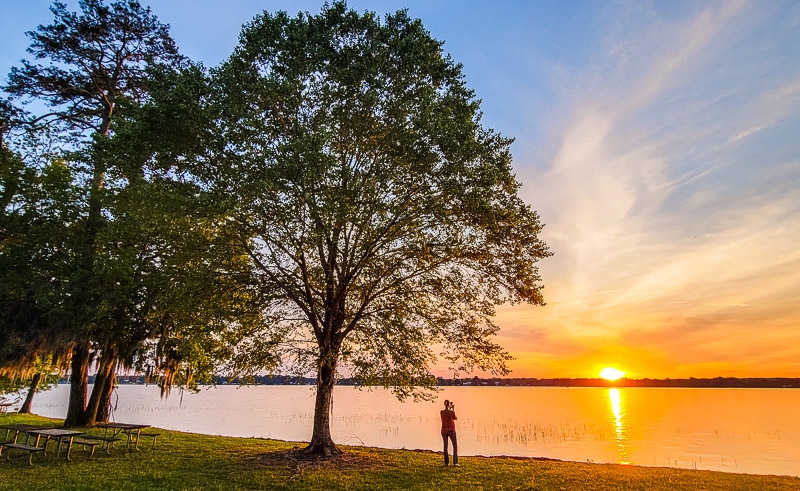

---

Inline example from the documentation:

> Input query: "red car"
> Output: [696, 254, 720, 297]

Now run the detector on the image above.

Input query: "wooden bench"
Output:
[0, 440, 14, 454]
[1, 443, 45, 465]
[71, 439, 102, 458]
[137, 432, 161, 449]
[81, 435, 120, 454]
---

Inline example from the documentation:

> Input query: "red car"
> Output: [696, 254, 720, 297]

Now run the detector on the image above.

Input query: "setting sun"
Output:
[599, 367, 626, 380]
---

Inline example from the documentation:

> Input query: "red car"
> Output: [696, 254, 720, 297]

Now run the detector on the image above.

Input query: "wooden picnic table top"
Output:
[25, 428, 84, 437]
[96, 422, 150, 430]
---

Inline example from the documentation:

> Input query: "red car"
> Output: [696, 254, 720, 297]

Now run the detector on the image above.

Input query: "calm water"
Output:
[28, 385, 800, 476]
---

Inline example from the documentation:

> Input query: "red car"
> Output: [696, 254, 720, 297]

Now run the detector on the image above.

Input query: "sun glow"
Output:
[599, 367, 626, 380]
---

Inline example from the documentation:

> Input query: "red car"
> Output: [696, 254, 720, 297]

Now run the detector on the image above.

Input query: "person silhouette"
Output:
[440, 399, 459, 466]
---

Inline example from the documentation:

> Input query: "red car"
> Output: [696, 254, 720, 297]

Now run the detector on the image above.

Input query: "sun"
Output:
[599, 367, 626, 380]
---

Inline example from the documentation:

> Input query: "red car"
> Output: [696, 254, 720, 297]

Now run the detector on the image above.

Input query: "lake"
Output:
[28, 384, 800, 477]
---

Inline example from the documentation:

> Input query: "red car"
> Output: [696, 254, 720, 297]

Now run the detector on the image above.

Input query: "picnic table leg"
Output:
[134, 429, 141, 450]
[124, 429, 138, 451]
[115, 429, 125, 451]
[65, 436, 74, 461]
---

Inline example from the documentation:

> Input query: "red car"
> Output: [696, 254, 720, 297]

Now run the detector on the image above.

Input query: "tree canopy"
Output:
[6, 0, 179, 135]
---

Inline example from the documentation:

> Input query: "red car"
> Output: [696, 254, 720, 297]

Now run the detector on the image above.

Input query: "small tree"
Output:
[199, 3, 550, 457]
[17, 356, 60, 414]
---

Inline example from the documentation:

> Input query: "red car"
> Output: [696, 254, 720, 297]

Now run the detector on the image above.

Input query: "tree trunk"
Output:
[96, 366, 116, 423]
[69, 143, 105, 427]
[302, 352, 342, 458]
[18, 373, 42, 414]
[84, 354, 114, 426]
[63, 343, 90, 427]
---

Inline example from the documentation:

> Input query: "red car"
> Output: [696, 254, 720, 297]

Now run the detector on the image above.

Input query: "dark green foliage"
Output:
[0, 139, 81, 371]
[0, 376, 27, 396]
[100, 62, 284, 393]
[214, 0, 550, 376]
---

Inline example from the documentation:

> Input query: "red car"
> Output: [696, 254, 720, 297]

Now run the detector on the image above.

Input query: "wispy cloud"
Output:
[728, 77, 800, 144]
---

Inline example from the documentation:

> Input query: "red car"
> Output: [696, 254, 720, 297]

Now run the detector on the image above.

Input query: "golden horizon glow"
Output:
[599, 367, 626, 380]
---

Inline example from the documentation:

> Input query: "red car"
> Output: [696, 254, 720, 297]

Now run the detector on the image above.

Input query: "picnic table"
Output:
[1, 425, 85, 462]
[96, 422, 151, 451]
[0, 423, 44, 443]
[0, 403, 12, 414]
[25, 428, 84, 461]
[0, 424, 64, 465]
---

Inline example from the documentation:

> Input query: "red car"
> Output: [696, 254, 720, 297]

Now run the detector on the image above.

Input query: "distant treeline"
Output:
[71, 374, 316, 386]
[433, 376, 800, 388]
[66, 375, 800, 388]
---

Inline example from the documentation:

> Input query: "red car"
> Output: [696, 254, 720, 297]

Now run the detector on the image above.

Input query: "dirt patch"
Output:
[245, 447, 394, 472]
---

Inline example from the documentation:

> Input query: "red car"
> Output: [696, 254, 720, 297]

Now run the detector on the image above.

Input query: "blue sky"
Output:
[2, 0, 799, 378]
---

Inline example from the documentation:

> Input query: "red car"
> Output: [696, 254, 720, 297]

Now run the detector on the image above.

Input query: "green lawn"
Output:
[1, 414, 798, 490]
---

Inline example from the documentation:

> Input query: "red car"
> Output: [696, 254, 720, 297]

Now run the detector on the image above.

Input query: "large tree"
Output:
[196, 3, 550, 456]
[4, 0, 181, 426]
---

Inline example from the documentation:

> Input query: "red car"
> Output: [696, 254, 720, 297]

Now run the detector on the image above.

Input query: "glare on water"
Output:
[608, 388, 631, 465]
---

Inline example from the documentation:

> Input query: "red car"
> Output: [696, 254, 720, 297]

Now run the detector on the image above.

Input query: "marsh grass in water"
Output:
[1, 414, 798, 490]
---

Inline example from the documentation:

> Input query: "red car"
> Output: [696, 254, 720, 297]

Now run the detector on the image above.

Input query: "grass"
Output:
[1, 414, 798, 490]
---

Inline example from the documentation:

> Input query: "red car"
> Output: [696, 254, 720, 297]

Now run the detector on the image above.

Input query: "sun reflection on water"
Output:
[608, 388, 632, 465]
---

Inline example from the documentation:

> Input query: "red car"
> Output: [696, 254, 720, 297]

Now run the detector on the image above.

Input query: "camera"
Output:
[448, 401, 455, 411]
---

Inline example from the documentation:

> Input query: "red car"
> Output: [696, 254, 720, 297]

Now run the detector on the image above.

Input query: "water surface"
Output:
[30, 385, 800, 476]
